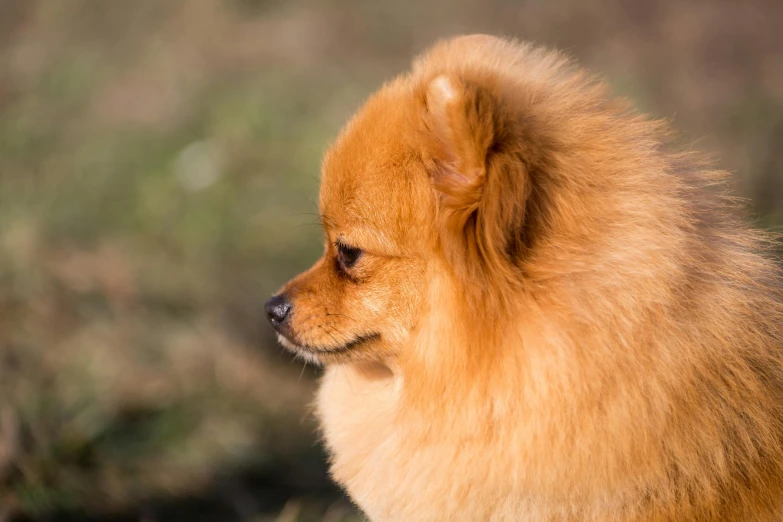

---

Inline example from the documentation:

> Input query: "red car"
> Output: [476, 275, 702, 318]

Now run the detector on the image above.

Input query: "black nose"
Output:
[265, 294, 291, 329]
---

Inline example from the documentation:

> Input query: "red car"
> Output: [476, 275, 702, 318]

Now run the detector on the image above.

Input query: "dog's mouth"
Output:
[277, 331, 381, 364]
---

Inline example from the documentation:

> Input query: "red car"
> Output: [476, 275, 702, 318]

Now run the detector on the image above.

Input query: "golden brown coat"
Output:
[274, 35, 783, 521]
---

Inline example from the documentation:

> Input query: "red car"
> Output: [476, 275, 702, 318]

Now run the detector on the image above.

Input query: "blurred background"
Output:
[0, 0, 781, 520]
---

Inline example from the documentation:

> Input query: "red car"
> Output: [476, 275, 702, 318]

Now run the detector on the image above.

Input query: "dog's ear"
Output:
[423, 74, 531, 284]
[424, 75, 494, 222]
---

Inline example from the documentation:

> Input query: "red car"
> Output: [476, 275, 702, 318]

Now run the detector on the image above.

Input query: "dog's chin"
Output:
[277, 334, 324, 365]
[277, 332, 381, 365]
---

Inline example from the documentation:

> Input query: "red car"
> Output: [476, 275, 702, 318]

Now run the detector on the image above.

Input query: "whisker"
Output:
[325, 312, 361, 322]
[319, 212, 337, 230]
[318, 324, 343, 347]
[294, 221, 326, 229]
[298, 360, 308, 383]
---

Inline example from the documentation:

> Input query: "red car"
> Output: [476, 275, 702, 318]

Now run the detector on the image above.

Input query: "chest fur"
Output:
[314, 367, 545, 521]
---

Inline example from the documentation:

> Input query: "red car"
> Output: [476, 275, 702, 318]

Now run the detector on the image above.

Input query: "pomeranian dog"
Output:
[265, 35, 783, 521]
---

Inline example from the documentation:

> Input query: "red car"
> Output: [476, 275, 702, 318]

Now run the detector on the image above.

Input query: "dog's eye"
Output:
[337, 243, 362, 269]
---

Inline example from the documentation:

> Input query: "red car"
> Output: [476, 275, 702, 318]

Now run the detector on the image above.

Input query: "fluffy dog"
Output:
[265, 35, 783, 521]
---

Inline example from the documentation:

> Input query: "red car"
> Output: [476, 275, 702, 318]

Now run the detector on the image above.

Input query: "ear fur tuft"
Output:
[422, 72, 533, 290]
[424, 75, 492, 217]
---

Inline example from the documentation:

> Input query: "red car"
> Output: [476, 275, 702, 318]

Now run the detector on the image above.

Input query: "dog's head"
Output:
[265, 36, 576, 366]
[265, 78, 437, 365]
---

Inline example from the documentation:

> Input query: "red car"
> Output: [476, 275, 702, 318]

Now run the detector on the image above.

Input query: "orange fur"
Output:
[272, 35, 783, 521]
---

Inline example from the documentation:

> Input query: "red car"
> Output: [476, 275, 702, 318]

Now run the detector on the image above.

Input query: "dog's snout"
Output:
[265, 294, 292, 329]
